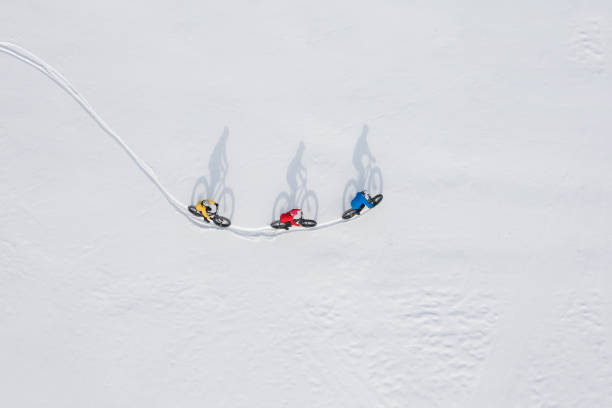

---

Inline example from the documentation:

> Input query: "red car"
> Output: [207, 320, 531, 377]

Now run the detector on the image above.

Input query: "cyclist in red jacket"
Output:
[280, 209, 302, 228]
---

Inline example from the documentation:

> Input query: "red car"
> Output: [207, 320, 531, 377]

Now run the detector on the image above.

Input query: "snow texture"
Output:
[2, 1, 612, 407]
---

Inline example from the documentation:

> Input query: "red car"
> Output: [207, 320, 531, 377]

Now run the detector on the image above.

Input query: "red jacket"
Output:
[280, 209, 301, 227]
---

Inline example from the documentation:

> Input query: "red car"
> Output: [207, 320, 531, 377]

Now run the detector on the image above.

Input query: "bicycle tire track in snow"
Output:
[0, 42, 375, 239]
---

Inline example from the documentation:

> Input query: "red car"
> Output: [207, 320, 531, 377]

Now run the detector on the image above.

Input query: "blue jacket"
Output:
[351, 192, 373, 210]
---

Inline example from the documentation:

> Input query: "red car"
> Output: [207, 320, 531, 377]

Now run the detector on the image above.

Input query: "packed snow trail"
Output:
[0, 42, 375, 239]
[0, 42, 186, 214]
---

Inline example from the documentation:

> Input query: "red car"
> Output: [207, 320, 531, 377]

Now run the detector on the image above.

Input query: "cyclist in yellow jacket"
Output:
[195, 199, 218, 223]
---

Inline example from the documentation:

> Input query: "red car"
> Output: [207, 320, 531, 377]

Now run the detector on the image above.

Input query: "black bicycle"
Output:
[270, 217, 317, 230]
[188, 204, 231, 228]
[342, 194, 383, 220]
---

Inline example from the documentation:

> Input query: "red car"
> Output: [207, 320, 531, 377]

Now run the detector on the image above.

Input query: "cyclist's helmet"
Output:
[199, 200, 214, 213]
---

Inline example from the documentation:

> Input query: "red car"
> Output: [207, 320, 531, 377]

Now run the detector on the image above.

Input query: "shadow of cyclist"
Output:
[191, 127, 235, 219]
[286, 142, 307, 199]
[342, 124, 384, 210]
[272, 141, 319, 221]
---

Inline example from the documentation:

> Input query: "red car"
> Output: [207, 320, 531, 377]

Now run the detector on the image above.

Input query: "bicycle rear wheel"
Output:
[271, 221, 289, 230]
[342, 209, 358, 220]
[188, 205, 203, 217]
[343, 180, 359, 213]
[212, 215, 231, 228]
[370, 194, 383, 207]
[298, 219, 317, 227]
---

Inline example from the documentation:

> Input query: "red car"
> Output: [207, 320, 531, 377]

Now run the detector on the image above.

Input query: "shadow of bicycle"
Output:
[191, 127, 236, 219]
[272, 141, 319, 221]
[342, 124, 384, 210]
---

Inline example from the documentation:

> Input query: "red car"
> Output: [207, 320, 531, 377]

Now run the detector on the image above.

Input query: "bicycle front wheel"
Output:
[212, 215, 231, 228]
[370, 194, 383, 207]
[298, 219, 317, 227]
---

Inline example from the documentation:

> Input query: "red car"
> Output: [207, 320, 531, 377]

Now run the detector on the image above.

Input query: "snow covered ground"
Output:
[2, 1, 612, 407]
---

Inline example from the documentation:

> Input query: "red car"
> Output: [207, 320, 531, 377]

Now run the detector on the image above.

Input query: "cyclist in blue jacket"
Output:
[351, 190, 374, 215]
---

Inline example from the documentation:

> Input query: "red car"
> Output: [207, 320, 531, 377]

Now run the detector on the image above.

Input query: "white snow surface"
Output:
[2, 2, 612, 407]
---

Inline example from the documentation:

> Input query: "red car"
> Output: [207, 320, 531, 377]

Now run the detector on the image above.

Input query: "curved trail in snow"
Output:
[0, 42, 368, 239]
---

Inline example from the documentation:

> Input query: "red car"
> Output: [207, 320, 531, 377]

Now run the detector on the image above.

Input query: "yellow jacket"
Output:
[195, 199, 217, 220]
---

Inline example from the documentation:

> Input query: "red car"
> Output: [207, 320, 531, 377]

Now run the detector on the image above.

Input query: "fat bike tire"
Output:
[212, 215, 231, 228]
[342, 209, 358, 220]
[298, 219, 317, 227]
[370, 194, 383, 207]
[188, 205, 203, 217]
[271, 221, 289, 230]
